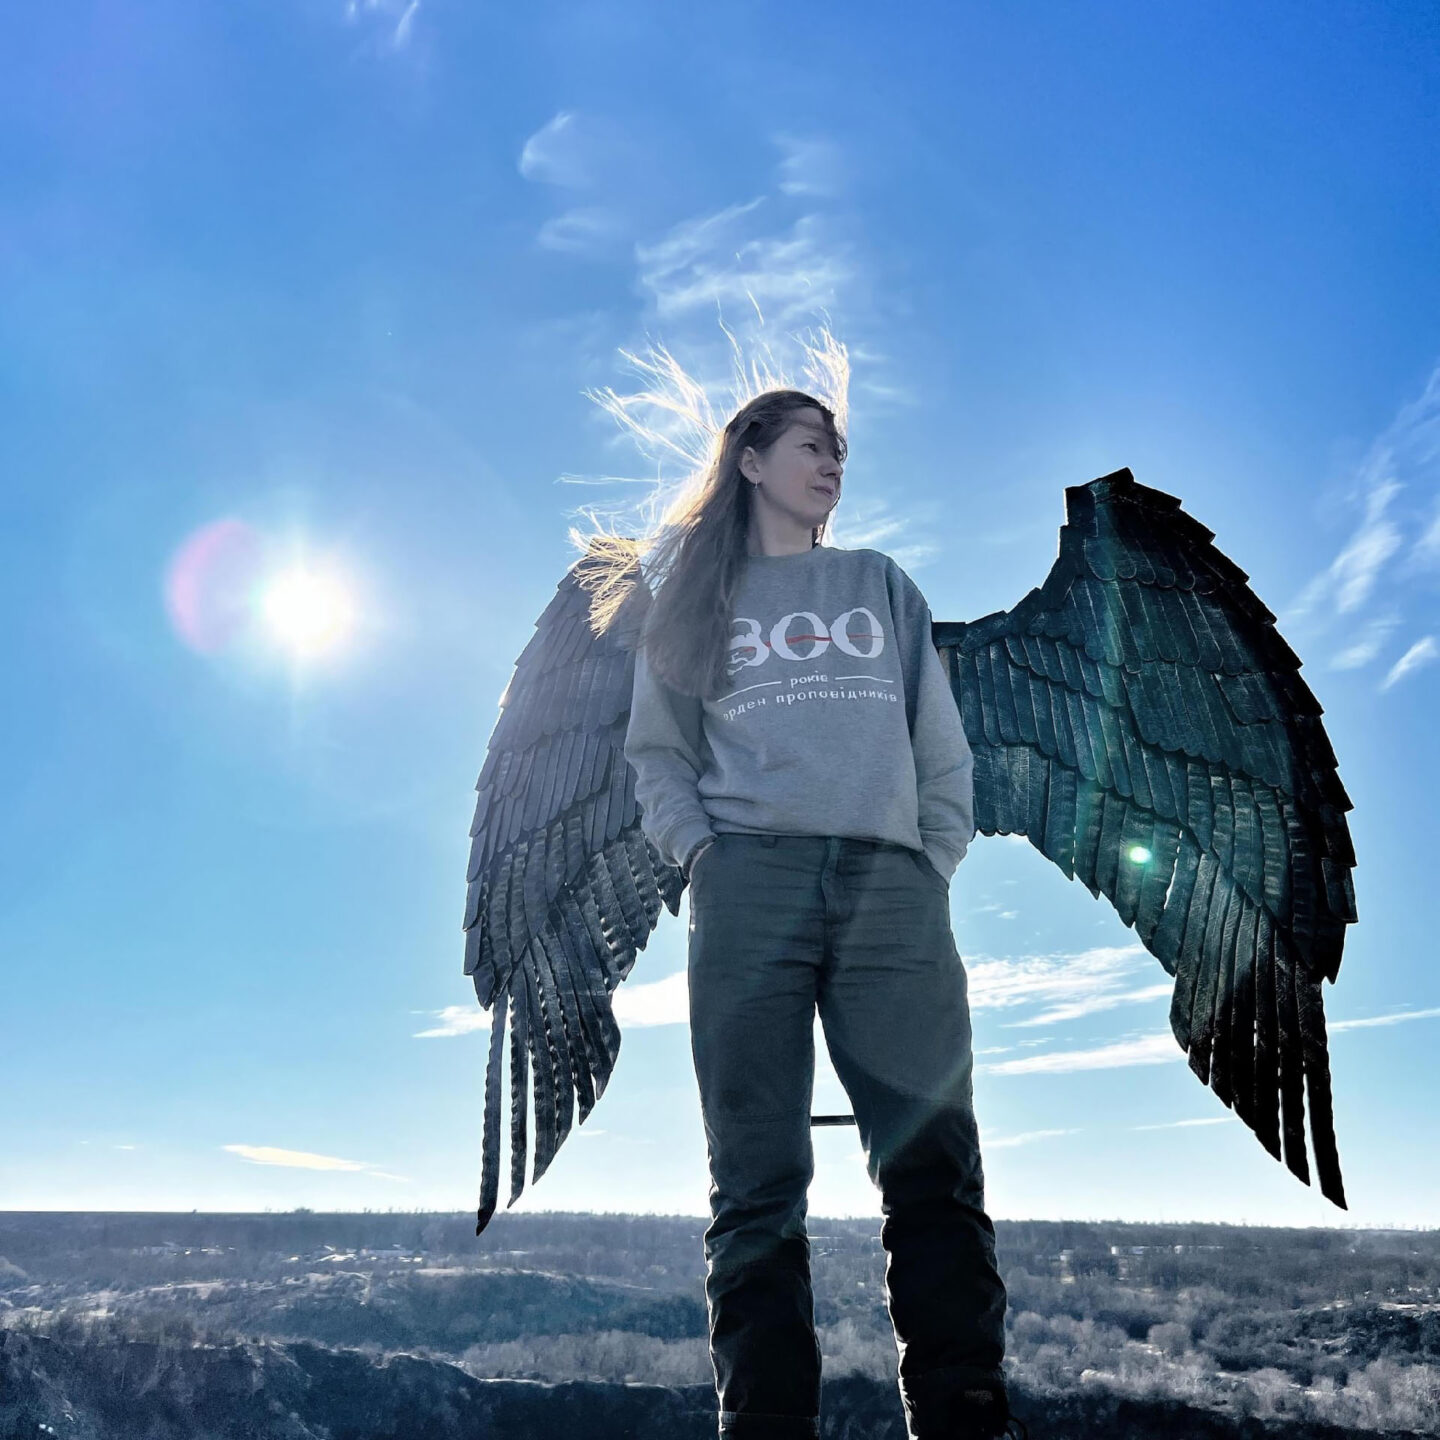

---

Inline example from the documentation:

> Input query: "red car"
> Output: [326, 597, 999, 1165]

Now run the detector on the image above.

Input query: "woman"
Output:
[621, 389, 1017, 1440]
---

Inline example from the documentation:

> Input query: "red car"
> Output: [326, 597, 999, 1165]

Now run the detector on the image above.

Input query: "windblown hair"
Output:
[578, 388, 847, 701]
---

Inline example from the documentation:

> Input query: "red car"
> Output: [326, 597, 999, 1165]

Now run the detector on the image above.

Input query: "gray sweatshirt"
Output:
[623, 543, 976, 880]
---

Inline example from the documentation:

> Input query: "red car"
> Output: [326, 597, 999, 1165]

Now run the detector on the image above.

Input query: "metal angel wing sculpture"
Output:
[462, 467, 1357, 1235]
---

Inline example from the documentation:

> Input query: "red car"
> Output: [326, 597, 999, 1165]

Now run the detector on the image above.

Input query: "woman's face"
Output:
[740, 407, 844, 528]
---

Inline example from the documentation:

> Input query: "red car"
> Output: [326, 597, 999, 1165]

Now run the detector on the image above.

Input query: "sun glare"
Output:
[261, 568, 355, 658]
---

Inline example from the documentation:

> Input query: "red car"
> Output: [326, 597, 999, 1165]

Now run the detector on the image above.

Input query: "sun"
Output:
[260, 568, 355, 658]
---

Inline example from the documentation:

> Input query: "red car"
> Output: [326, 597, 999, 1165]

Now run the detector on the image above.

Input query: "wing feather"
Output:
[1150, 832, 1197, 985]
[1251, 909, 1282, 1160]
[991, 647, 1020, 742]
[1229, 901, 1259, 1130]
[1141, 728, 1179, 823]
[1135, 819, 1181, 951]
[1209, 769, 1236, 872]
[944, 470, 1356, 1206]
[1042, 760, 1077, 879]
[1072, 782, 1105, 898]
[1026, 746, 1049, 837]
[1273, 944, 1311, 1186]
[508, 979, 530, 1206]
[474, 987, 509, 1234]
[1099, 701, 1134, 802]
[1029, 672, 1060, 760]
[1184, 863, 1227, 1084]
[1298, 979, 1345, 1205]
[1055, 632, 1086, 693]
[1156, 582, 1199, 664]
[1064, 687, 1098, 784]
[1121, 721, 1153, 812]
[1112, 807, 1151, 927]
[1048, 679, 1079, 770]
[1185, 761, 1213, 848]
[1211, 877, 1244, 1107]
[544, 927, 598, 1120]
[1010, 661, 1040, 747]
[522, 953, 562, 1184]
[1094, 791, 1126, 900]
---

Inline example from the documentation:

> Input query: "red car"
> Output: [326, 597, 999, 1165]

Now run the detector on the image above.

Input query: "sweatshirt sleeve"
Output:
[888, 561, 977, 878]
[623, 642, 717, 872]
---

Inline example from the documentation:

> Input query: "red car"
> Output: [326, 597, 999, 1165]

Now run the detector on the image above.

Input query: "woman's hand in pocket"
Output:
[685, 835, 718, 883]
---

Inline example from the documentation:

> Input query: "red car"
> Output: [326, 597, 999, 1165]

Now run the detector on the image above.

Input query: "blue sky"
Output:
[4, 1, 1439, 1227]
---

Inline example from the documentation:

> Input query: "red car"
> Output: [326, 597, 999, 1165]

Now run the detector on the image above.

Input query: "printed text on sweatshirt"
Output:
[623, 544, 976, 881]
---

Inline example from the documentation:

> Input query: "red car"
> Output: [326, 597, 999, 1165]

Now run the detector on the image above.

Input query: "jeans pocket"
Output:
[908, 847, 950, 894]
[689, 834, 722, 888]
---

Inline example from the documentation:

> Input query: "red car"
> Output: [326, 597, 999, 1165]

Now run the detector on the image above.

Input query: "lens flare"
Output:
[163, 518, 266, 655]
[1128, 845, 1153, 864]
[166, 519, 360, 664]
[261, 568, 355, 658]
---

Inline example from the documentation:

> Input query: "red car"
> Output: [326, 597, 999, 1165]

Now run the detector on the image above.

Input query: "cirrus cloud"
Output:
[223, 1144, 408, 1182]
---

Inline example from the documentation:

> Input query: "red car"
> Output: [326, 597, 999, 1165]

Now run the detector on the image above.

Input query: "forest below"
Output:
[0, 1212, 1436, 1437]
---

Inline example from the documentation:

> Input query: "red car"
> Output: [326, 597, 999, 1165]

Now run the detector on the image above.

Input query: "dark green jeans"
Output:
[687, 833, 1008, 1440]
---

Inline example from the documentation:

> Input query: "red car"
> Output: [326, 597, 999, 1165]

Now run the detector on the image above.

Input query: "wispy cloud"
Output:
[414, 972, 690, 1040]
[519, 111, 590, 187]
[538, 207, 626, 256]
[223, 1145, 409, 1182]
[518, 110, 649, 192]
[1287, 361, 1440, 688]
[1009, 982, 1173, 1029]
[830, 495, 940, 570]
[344, 0, 420, 52]
[773, 133, 846, 198]
[1331, 611, 1400, 670]
[1414, 498, 1440, 565]
[414, 1005, 488, 1038]
[1382, 636, 1438, 690]
[416, 986, 1440, 1062]
[392, 0, 417, 45]
[635, 202, 851, 327]
[1329, 1005, 1440, 1032]
[225, 1145, 364, 1171]
[984, 1127, 1080, 1148]
[516, 111, 644, 259]
[984, 1032, 1181, 1076]
[1292, 479, 1404, 618]
[1132, 1116, 1231, 1131]
[967, 944, 1151, 1016]
[526, 127, 933, 564]
[613, 971, 688, 1027]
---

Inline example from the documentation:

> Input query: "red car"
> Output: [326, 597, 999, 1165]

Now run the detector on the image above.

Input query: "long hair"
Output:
[579, 387, 847, 701]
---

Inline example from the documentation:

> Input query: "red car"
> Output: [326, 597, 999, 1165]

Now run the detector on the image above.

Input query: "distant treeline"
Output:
[1, 1213, 1436, 1434]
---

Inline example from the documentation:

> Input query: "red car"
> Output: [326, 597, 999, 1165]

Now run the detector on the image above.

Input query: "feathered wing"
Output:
[936, 468, 1357, 1207]
[462, 543, 684, 1235]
